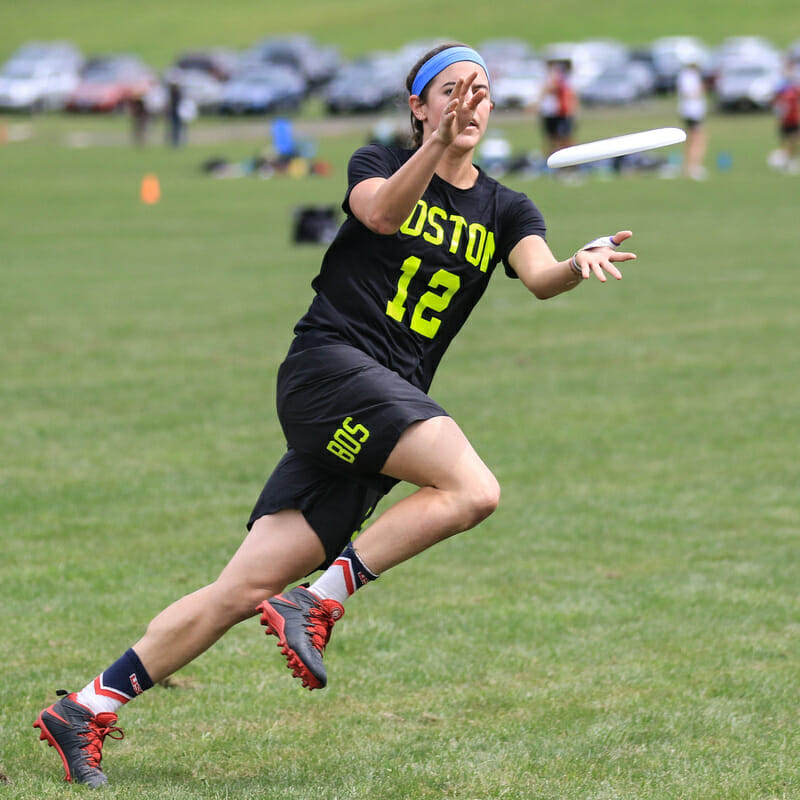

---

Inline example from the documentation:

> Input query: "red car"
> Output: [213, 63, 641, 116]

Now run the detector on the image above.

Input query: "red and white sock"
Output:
[307, 542, 379, 605]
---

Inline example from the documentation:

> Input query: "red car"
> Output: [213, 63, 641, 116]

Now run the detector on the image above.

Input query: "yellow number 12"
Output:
[385, 256, 461, 339]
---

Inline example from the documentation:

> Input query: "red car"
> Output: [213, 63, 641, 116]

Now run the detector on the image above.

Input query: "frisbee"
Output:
[546, 127, 687, 168]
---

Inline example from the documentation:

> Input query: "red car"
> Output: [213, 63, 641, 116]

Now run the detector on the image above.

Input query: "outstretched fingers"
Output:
[439, 72, 485, 143]
[608, 229, 636, 268]
[577, 230, 636, 281]
[580, 258, 621, 282]
[458, 72, 487, 116]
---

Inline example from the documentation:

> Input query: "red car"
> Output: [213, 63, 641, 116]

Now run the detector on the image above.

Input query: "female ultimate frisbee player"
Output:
[34, 42, 636, 787]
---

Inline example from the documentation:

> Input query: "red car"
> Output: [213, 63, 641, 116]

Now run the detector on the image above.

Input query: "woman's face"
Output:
[418, 61, 492, 150]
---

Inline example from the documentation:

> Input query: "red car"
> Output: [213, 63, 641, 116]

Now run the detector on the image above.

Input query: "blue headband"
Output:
[410, 46, 490, 97]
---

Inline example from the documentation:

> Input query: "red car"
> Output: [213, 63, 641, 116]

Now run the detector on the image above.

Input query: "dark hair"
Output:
[405, 42, 469, 148]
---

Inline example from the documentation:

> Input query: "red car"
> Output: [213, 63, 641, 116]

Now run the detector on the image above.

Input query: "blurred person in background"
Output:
[677, 60, 708, 180]
[769, 59, 800, 173]
[538, 58, 578, 157]
[165, 76, 196, 147]
[128, 89, 150, 146]
[33, 42, 636, 788]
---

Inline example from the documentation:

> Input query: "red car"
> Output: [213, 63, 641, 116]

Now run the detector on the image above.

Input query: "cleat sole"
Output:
[33, 716, 73, 783]
[257, 597, 326, 690]
[261, 615, 323, 689]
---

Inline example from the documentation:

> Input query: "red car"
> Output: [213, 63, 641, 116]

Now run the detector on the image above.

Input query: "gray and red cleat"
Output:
[258, 585, 344, 690]
[34, 691, 124, 788]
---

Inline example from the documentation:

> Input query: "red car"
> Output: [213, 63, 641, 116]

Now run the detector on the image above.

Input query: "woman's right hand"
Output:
[437, 72, 487, 146]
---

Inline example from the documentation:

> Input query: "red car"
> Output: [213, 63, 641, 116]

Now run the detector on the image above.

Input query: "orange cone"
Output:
[140, 173, 161, 204]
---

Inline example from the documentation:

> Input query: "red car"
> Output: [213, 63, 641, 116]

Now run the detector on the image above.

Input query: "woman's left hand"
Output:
[573, 230, 636, 282]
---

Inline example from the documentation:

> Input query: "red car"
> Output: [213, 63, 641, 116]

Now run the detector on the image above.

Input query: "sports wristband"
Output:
[570, 254, 584, 275]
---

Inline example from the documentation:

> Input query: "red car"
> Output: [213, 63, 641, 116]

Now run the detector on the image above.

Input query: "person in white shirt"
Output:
[677, 62, 708, 180]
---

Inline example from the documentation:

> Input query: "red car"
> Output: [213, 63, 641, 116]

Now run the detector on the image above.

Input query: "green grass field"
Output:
[2, 5, 800, 798]
[4, 0, 800, 65]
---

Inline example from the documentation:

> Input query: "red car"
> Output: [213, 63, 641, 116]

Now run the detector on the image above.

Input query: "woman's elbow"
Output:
[521, 272, 574, 300]
[531, 284, 562, 300]
[520, 276, 554, 300]
[362, 212, 401, 236]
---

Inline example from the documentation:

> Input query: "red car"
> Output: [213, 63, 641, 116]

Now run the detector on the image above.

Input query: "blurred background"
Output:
[2, 0, 800, 165]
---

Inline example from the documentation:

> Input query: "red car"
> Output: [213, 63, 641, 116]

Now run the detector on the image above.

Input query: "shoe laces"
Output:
[305, 603, 339, 652]
[81, 715, 125, 770]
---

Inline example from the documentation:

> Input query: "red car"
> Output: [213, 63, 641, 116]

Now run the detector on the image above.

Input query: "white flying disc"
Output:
[546, 127, 687, 168]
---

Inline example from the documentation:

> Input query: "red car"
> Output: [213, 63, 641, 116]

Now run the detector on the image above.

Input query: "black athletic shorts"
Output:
[248, 343, 448, 567]
[542, 115, 573, 138]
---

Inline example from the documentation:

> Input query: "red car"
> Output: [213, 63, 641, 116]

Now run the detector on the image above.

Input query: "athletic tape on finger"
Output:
[580, 235, 619, 251]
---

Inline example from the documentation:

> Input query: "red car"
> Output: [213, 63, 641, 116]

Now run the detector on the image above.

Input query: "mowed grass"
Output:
[1, 102, 799, 800]
[4, 0, 800, 65]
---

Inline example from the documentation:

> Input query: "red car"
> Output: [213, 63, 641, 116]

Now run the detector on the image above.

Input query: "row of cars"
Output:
[0, 34, 797, 117]
[0, 36, 338, 115]
[486, 35, 798, 112]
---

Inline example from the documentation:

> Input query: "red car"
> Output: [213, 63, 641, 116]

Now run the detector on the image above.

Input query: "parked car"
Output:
[712, 37, 783, 112]
[650, 36, 713, 93]
[218, 65, 306, 114]
[244, 35, 339, 88]
[713, 36, 782, 70]
[0, 39, 84, 112]
[715, 60, 783, 111]
[324, 53, 405, 114]
[65, 55, 156, 112]
[581, 59, 656, 105]
[0, 58, 80, 111]
[491, 58, 546, 109]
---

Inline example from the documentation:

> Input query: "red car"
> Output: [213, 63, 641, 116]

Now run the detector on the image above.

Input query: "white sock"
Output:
[76, 677, 126, 715]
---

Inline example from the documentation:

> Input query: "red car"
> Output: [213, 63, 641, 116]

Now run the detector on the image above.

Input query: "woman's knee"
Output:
[476, 472, 502, 520]
[458, 470, 501, 529]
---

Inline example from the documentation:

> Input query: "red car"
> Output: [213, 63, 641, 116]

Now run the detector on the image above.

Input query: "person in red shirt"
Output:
[538, 59, 578, 157]
[772, 62, 800, 173]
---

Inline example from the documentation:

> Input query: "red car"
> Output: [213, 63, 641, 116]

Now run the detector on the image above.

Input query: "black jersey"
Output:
[291, 144, 546, 392]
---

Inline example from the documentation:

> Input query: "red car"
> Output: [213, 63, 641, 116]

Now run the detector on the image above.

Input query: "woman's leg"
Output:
[259, 415, 500, 690]
[35, 510, 326, 786]
[353, 415, 500, 574]
[685, 122, 706, 177]
[132, 510, 325, 682]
